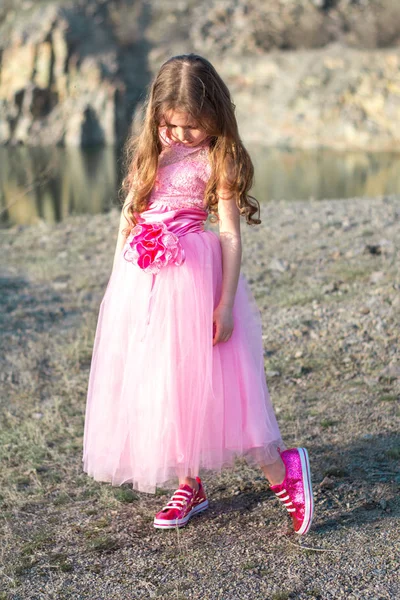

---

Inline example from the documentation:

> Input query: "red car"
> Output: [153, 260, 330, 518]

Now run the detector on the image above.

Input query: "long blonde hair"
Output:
[120, 54, 260, 232]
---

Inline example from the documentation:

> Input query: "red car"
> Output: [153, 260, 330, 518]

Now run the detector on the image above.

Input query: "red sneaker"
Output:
[270, 447, 314, 535]
[153, 476, 209, 529]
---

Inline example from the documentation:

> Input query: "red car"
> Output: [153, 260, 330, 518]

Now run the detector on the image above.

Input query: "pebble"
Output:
[365, 243, 382, 255]
[319, 476, 335, 490]
[268, 258, 290, 272]
[379, 363, 400, 380]
[369, 271, 385, 284]
[266, 370, 280, 378]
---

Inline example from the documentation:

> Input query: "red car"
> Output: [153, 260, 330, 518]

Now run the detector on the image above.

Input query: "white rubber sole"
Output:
[154, 499, 209, 529]
[296, 447, 314, 535]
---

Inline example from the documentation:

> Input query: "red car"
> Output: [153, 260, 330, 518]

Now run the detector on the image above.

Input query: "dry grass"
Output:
[0, 196, 399, 599]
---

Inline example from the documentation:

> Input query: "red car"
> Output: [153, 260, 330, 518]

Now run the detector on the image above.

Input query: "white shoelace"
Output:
[161, 488, 192, 511]
[275, 488, 296, 513]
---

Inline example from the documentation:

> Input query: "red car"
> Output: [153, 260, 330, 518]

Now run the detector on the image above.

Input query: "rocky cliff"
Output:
[0, 0, 151, 146]
[1, 0, 400, 148]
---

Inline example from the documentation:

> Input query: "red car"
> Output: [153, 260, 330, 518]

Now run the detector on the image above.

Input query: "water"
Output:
[0, 145, 120, 228]
[251, 145, 400, 204]
[1, 144, 400, 227]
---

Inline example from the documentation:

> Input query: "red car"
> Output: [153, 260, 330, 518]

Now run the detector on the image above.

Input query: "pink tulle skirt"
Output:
[82, 203, 284, 493]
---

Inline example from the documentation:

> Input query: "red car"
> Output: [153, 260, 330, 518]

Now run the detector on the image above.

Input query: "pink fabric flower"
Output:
[124, 219, 185, 274]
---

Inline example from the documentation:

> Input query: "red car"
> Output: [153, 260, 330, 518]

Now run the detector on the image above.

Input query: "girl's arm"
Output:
[112, 190, 134, 270]
[213, 160, 242, 345]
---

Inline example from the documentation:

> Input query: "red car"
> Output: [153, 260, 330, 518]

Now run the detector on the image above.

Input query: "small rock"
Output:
[379, 363, 400, 380]
[364, 240, 393, 256]
[363, 499, 378, 511]
[364, 243, 382, 255]
[363, 376, 378, 387]
[392, 295, 400, 308]
[379, 499, 388, 510]
[53, 281, 68, 291]
[323, 281, 340, 294]
[360, 307, 370, 314]
[319, 476, 335, 490]
[266, 370, 280, 378]
[296, 364, 313, 375]
[268, 258, 289, 272]
[369, 271, 385, 284]
[341, 218, 355, 231]
[35, 465, 49, 473]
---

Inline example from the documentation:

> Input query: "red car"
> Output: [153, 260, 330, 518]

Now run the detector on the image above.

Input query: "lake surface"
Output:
[1, 144, 400, 227]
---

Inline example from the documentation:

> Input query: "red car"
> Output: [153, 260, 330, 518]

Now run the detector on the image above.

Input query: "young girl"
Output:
[82, 54, 314, 535]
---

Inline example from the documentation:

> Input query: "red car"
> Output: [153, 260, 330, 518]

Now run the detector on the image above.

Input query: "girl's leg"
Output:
[179, 476, 199, 491]
[181, 463, 285, 490]
[260, 456, 286, 486]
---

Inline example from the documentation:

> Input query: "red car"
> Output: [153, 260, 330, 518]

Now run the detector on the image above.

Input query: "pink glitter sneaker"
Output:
[153, 476, 209, 529]
[270, 447, 314, 535]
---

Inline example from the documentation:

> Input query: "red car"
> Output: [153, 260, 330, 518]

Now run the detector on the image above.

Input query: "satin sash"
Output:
[132, 204, 209, 340]
[138, 204, 208, 237]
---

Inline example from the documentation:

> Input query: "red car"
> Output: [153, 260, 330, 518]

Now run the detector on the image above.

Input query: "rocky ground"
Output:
[0, 194, 399, 599]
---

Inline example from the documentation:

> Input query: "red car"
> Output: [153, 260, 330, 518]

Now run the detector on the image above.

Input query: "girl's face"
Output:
[162, 109, 209, 147]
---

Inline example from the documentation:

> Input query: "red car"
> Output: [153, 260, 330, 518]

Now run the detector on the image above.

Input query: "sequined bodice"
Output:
[148, 129, 212, 211]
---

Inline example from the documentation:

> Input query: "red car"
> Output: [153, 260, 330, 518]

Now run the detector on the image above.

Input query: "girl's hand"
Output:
[212, 304, 234, 346]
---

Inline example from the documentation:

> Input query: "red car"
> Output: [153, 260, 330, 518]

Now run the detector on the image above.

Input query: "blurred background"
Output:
[1, 0, 400, 227]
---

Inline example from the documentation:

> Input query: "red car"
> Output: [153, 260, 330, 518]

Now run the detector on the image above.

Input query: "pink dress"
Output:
[82, 131, 284, 493]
